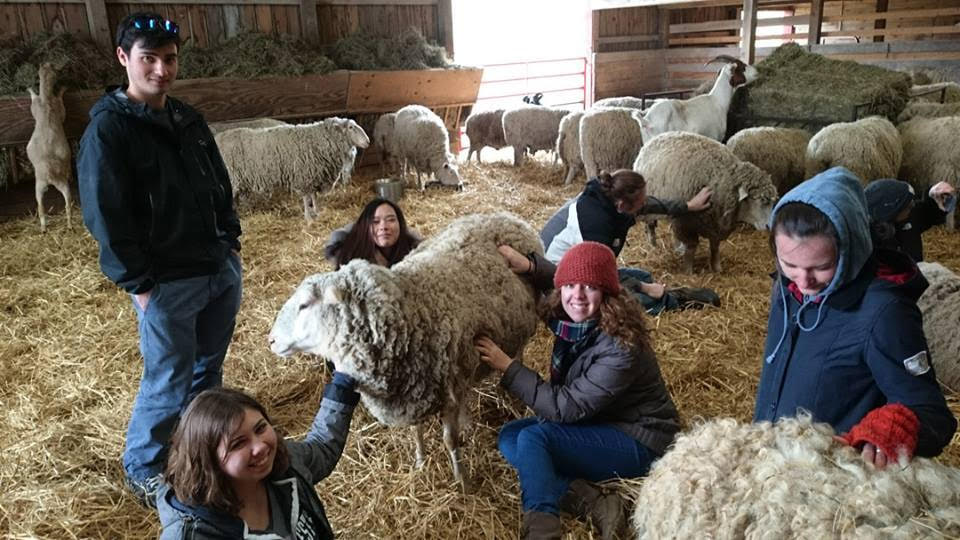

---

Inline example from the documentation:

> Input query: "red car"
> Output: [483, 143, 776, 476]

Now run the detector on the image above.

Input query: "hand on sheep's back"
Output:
[836, 403, 919, 469]
[474, 336, 513, 372]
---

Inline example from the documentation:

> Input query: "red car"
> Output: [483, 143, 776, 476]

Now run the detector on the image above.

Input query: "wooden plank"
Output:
[316, 0, 436, 4]
[23, 3, 46, 37]
[808, 0, 824, 44]
[595, 49, 667, 64]
[299, 0, 318, 43]
[254, 3, 271, 32]
[591, 5, 600, 52]
[223, 4, 240, 37]
[345, 68, 482, 112]
[742, 0, 757, 64]
[658, 7, 670, 48]
[873, 0, 888, 43]
[596, 33, 660, 44]
[669, 34, 740, 45]
[437, 0, 453, 57]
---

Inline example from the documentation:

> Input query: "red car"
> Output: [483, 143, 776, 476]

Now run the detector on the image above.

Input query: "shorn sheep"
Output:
[633, 415, 960, 538]
[726, 126, 811, 196]
[502, 105, 570, 166]
[26, 62, 72, 232]
[634, 131, 777, 273]
[556, 110, 585, 185]
[638, 55, 759, 142]
[917, 262, 960, 393]
[898, 116, 960, 229]
[804, 116, 902, 185]
[214, 117, 369, 220]
[464, 109, 507, 163]
[393, 104, 462, 190]
[268, 212, 542, 489]
[208, 117, 286, 135]
[579, 107, 645, 180]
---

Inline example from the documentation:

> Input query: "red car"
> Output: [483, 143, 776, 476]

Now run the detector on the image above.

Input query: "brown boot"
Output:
[521, 511, 562, 540]
[558, 479, 628, 540]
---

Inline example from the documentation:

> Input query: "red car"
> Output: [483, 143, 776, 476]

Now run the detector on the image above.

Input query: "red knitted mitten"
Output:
[841, 403, 919, 461]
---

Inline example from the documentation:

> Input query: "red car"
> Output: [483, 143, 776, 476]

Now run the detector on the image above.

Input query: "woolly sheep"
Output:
[897, 116, 960, 229]
[634, 415, 960, 538]
[502, 105, 570, 166]
[805, 116, 902, 185]
[208, 117, 286, 135]
[593, 96, 645, 109]
[726, 126, 811, 196]
[579, 107, 645, 180]
[917, 262, 960, 393]
[268, 212, 542, 489]
[393, 104, 462, 190]
[909, 82, 960, 103]
[373, 112, 399, 175]
[897, 101, 960, 122]
[214, 117, 369, 220]
[634, 131, 778, 273]
[26, 62, 71, 232]
[556, 110, 585, 185]
[464, 109, 506, 163]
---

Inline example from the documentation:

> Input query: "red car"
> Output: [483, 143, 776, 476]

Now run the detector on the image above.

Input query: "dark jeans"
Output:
[498, 417, 658, 514]
[618, 267, 680, 315]
[124, 253, 243, 482]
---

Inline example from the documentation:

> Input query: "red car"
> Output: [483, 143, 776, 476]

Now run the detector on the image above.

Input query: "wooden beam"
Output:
[873, 0, 888, 43]
[596, 33, 660, 44]
[437, 0, 454, 58]
[299, 0, 319, 44]
[84, 0, 112, 50]
[658, 7, 670, 48]
[741, 0, 758, 65]
[808, 0, 824, 45]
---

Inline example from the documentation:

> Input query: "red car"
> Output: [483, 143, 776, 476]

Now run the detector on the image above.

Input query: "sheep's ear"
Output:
[738, 185, 750, 202]
[322, 286, 343, 304]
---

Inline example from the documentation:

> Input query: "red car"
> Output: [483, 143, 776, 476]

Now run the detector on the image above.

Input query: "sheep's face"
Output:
[736, 184, 778, 231]
[344, 119, 370, 149]
[269, 274, 339, 359]
[435, 160, 463, 189]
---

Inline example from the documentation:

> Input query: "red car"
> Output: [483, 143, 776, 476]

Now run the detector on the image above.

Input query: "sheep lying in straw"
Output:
[214, 117, 369, 220]
[897, 116, 960, 229]
[726, 126, 811, 196]
[464, 109, 507, 163]
[393, 104, 462, 190]
[26, 62, 72, 232]
[579, 107, 645, 181]
[634, 131, 778, 273]
[556, 110, 585, 185]
[917, 262, 960, 394]
[805, 116, 902, 185]
[268, 212, 541, 489]
[633, 415, 960, 538]
[502, 105, 570, 166]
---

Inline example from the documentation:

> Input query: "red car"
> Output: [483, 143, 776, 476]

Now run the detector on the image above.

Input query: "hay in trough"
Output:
[2, 152, 959, 538]
[0, 32, 119, 96]
[178, 33, 337, 80]
[328, 27, 453, 71]
[729, 42, 912, 134]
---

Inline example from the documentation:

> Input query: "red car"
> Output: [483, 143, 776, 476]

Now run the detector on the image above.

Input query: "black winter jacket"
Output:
[78, 88, 241, 293]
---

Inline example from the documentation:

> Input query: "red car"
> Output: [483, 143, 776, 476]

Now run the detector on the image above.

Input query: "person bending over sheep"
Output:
[475, 242, 680, 540]
[156, 379, 359, 538]
[865, 178, 956, 263]
[77, 12, 243, 508]
[323, 198, 421, 270]
[756, 167, 957, 469]
[540, 169, 719, 314]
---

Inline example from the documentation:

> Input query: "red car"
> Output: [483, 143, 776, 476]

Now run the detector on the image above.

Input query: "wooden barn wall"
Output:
[316, 4, 437, 43]
[593, 6, 661, 53]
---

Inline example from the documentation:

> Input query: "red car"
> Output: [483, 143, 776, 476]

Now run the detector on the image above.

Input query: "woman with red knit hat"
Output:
[475, 241, 679, 540]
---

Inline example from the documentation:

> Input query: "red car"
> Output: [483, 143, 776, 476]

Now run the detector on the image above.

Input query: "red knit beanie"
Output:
[554, 242, 620, 296]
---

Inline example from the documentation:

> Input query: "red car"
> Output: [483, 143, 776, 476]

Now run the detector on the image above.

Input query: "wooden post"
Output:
[658, 7, 670, 49]
[84, 0, 113, 51]
[873, 0, 888, 43]
[740, 0, 757, 64]
[437, 0, 454, 59]
[808, 0, 824, 46]
[299, 0, 319, 44]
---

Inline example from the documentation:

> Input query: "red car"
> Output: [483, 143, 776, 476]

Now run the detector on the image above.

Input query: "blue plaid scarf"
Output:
[548, 318, 599, 384]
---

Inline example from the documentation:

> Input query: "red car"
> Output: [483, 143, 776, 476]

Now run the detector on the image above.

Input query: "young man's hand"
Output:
[134, 290, 152, 310]
[929, 181, 956, 213]
[686, 187, 713, 212]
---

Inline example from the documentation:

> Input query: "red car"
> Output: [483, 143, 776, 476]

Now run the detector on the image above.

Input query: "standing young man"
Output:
[77, 12, 243, 507]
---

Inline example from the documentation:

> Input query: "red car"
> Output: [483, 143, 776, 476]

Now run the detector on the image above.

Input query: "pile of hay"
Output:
[327, 27, 453, 71]
[0, 32, 119, 96]
[178, 33, 337, 80]
[729, 43, 912, 134]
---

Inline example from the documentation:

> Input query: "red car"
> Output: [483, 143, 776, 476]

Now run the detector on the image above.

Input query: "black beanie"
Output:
[865, 179, 914, 224]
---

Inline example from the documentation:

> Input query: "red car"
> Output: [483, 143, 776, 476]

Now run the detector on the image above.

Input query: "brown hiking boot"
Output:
[521, 510, 563, 540]
[668, 286, 721, 310]
[558, 479, 628, 540]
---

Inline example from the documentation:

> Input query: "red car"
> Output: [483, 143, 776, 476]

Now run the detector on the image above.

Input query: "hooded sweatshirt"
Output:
[754, 167, 955, 457]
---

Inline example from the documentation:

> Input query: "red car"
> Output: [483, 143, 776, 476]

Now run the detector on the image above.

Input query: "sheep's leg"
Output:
[441, 407, 470, 492]
[513, 146, 523, 167]
[35, 180, 48, 233]
[709, 237, 723, 273]
[58, 181, 72, 229]
[412, 424, 426, 470]
[418, 171, 426, 191]
[563, 166, 577, 186]
[645, 220, 657, 246]
[301, 194, 313, 221]
[475, 147, 482, 163]
[310, 193, 321, 219]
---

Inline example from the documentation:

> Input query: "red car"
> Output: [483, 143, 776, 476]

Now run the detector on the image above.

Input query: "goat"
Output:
[522, 92, 544, 105]
[638, 55, 758, 143]
[26, 63, 72, 232]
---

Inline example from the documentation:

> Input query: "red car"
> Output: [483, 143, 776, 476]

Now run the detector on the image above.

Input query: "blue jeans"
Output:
[618, 267, 680, 315]
[498, 417, 658, 514]
[123, 253, 243, 481]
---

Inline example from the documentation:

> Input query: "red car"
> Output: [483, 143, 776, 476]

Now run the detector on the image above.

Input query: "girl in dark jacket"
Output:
[756, 167, 956, 470]
[324, 198, 420, 269]
[475, 241, 680, 540]
[156, 376, 359, 539]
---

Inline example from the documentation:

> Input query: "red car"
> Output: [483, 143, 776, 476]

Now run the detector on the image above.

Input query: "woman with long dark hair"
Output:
[324, 198, 420, 269]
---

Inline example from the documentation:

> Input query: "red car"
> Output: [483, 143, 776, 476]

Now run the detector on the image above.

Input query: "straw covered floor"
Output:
[1, 153, 959, 539]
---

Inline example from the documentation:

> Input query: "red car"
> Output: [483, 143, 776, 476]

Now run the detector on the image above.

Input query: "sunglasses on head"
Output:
[119, 15, 179, 46]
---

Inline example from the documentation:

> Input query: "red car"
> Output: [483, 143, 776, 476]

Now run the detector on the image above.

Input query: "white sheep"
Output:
[805, 116, 902, 185]
[593, 96, 645, 109]
[393, 104, 462, 190]
[26, 62, 72, 232]
[917, 262, 960, 394]
[634, 415, 960, 538]
[579, 107, 646, 182]
[634, 131, 778, 273]
[726, 126, 811, 196]
[501, 105, 570, 166]
[208, 117, 286, 135]
[372, 112, 399, 175]
[638, 56, 759, 142]
[464, 108, 506, 163]
[214, 117, 370, 220]
[556, 110, 585, 185]
[898, 101, 960, 122]
[268, 212, 542, 489]
[897, 116, 960, 229]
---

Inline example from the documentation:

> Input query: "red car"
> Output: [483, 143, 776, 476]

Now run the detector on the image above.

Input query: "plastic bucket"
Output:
[374, 178, 404, 203]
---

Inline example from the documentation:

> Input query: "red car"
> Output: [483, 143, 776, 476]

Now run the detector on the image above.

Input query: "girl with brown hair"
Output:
[324, 198, 420, 269]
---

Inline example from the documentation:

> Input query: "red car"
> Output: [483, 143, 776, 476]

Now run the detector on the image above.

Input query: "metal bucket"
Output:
[374, 178, 404, 203]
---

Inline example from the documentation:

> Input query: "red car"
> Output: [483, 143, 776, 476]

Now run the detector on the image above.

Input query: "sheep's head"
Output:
[706, 55, 759, 87]
[734, 177, 778, 231]
[433, 155, 463, 190]
[269, 272, 337, 359]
